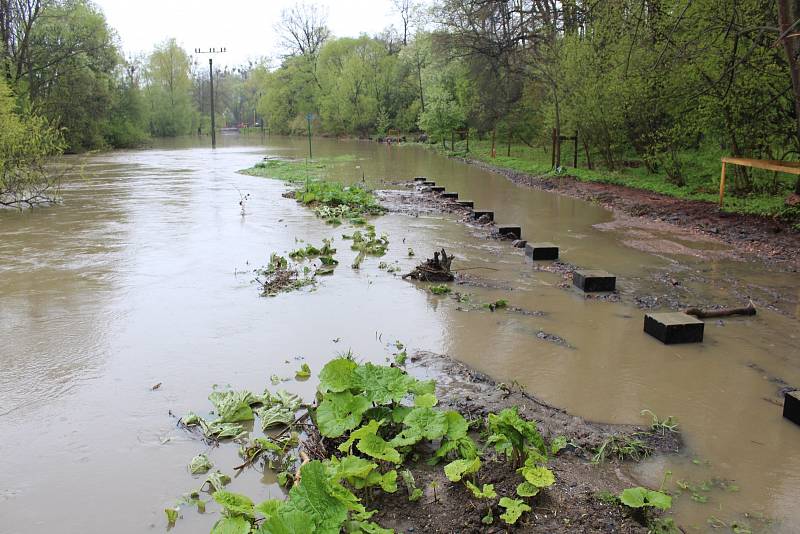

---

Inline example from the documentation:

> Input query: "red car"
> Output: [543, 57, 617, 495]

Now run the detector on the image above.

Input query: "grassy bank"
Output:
[430, 138, 799, 222]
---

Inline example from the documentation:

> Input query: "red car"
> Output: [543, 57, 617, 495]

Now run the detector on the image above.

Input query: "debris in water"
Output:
[403, 248, 454, 282]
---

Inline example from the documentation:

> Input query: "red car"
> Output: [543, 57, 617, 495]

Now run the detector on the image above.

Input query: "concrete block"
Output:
[457, 200, 474, 209]
[497, 225, 521, 239]
[440, 192, 458, 200]
[421, 181, 435, 187]
[413, 177, 427, 182]
[473, 210, 494, 222]
[525, 242, 559, 260]
[644, 312, 704, 344]
[431, 186, 446, 193]
[784, 390, 800, 426]
[573, 269, 616, 292]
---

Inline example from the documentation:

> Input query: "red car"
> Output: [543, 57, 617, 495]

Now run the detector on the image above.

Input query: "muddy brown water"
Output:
[1, 136, 798, 533]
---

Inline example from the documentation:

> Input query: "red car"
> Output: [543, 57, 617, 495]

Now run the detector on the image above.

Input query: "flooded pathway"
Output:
[1, 136, 798, 533]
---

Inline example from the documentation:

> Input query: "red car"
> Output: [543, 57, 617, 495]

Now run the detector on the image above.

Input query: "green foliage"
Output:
[428, 284, 451, 295]
[486, 407, 547, 466]
[213, 490, 255, 518]
[444, 457, 481, 482]
[465, 481, 496, 499]
[592, 434, 652, 464]
[144, 38, 197, 137]
[516, 465, 555, 497]
[0, 78, 65, 208]
[618, 487, 672, 511]
[189, 454, 213, 475]
[295, 363, 311, 379]
[498, 497, 531, 525]
[641, 410, 679, 435]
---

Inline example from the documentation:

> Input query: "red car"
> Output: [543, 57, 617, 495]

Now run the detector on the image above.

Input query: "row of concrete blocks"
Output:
[414, 177, 800, 426]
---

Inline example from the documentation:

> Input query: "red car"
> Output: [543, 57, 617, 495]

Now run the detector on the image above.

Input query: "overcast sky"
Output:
[94, 0, 404, 67]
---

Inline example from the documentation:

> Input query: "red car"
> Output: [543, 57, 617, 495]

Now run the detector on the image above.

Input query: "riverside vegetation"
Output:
[167, 354, 677, 533]
[242, 157, 389, 294]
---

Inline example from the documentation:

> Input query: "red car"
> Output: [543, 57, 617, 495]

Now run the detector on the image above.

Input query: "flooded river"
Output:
[1, 136, 798, 533]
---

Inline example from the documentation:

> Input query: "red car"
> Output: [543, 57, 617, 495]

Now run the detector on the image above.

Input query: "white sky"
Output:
[93, 0, 402, 67]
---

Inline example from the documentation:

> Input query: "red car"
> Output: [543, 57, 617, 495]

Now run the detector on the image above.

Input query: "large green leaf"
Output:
[211, 516, 251, 534]
[619, 487, 672, 511]
[519, 465, 555, 489]
[318, 358, 358, 393]
[444, 457, 481, 482]
[280, 461, 357, 533]
[259, 509, 315, 534]
[353, 363, 416, 405]
[213, 490, 255, 518]
[257, 405, 296, 430]
[403, 407, 449, 440]
[465, 481, 496, 499]
[209, 389, 255, 423]
[188, 453, 213, 474]
[498, 497, 531, 525]
[316, 391, 371, 438]
[357, 433, 402, 464]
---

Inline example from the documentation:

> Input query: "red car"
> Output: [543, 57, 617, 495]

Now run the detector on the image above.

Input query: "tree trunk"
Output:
[777, 0, 800, 192]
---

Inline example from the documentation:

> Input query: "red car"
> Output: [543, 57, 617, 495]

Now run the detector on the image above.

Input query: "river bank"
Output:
[451, 155, 800, 271]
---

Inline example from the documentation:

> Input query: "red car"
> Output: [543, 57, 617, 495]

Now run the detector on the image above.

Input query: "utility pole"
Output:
[306, 113, 313, 160]
[194, 47, 227, 148]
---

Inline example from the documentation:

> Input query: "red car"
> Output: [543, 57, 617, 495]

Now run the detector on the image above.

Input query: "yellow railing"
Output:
[719, 157, 800, 207]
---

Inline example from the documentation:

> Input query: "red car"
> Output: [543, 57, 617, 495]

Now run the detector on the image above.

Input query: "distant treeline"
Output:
[3, 0, 800, 197]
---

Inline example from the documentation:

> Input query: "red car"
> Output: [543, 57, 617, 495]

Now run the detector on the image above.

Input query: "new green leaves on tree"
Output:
[618, 487, 672, 511]
[498, 497, 531, 525]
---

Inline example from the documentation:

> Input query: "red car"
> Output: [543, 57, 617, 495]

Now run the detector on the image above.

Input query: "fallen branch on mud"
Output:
[402, 248, 454, 282]
[684, 300, 756, 319]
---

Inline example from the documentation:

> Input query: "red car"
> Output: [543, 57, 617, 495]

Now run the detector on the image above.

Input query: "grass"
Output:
[429, 138, 799, 221]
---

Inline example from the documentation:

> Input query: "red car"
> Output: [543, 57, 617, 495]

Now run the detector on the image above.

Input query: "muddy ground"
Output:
[341, 351, 682, 533]
[460, 158, 800, 271]
[377, 181, 798, 317]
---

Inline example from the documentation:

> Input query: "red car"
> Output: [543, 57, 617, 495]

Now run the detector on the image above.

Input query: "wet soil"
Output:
[379, 182, 791, 317]
[460, 158, 800, 270]
[362, 351, 682, 533]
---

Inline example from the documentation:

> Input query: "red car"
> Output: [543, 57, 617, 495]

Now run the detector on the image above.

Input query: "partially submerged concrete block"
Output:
[784, 390, 800, 426]
[525, 242, 559, 260]
[440, 192, 458, 200]
[473, 210, 494, 222]
[431, 186, 446, 193]
[421, 181, 435, 187]
[457, 200, 474, 209]
[573, 269, 616, 292]
[644, 312, 704, 344]
[413, 177, 427, 182]
[497, 225, 521, 239]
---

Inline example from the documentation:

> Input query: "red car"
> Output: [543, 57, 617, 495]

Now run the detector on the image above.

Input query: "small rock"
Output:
[512, 239, 527, 248]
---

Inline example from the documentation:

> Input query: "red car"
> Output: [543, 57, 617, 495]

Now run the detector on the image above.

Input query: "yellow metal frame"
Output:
[719, 157, 800, 207]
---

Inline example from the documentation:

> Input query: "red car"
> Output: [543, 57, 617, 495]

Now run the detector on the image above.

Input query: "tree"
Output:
[0, 76, 64, 208]
[144, 38, 196, 137]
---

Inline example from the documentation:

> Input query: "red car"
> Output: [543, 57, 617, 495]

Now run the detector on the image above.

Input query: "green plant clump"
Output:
[167, 355, 574, 531]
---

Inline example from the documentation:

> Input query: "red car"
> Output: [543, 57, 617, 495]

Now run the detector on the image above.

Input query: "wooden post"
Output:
[719, 160, 727, 207]
[551, 128, 556, 168]
[573, 130, 578, 168]
[466, 129, 469, 153]
[491, 128, 496, 158]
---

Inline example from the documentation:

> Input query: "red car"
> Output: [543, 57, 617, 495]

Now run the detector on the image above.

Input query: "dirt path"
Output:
[460, 157, 800, 271]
